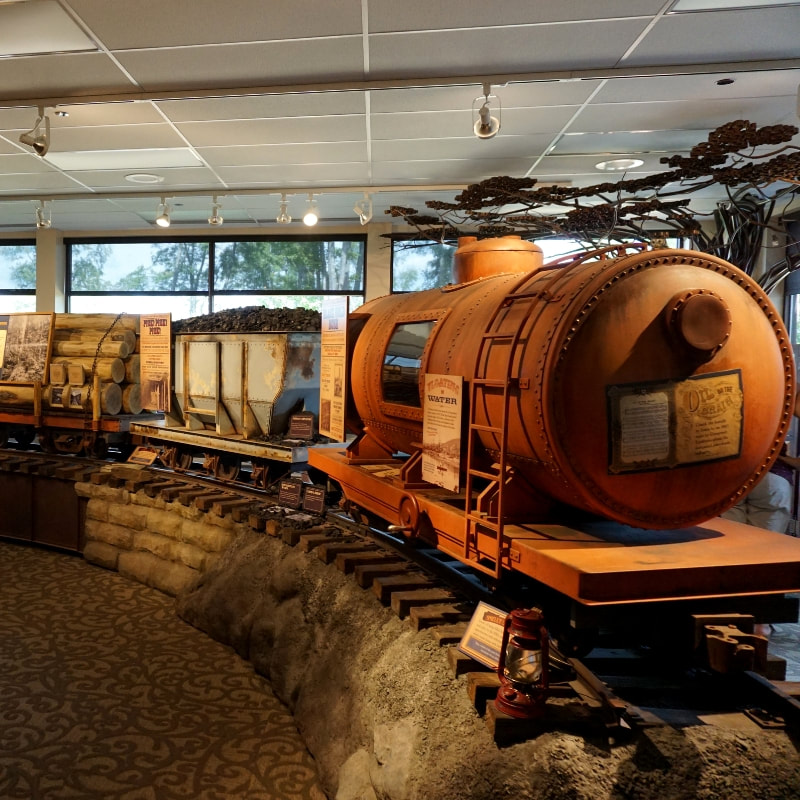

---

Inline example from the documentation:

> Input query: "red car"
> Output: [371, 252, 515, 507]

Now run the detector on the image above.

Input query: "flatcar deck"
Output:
[310, 444, 800, 608]
[131, 419, 309, 463]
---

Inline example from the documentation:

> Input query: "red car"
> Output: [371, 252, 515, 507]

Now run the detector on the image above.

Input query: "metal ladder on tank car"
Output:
[463, 281, 545, 579]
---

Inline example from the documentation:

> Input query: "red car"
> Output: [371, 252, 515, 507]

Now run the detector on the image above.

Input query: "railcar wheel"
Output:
[37, 431, 56, 454]
[176, 450, 194, 470]
[397, 494, 422, 538]
[215, 455, 241, 481]
[88, 436, 108, 459]
[251, 462, 270, 489]
[161, 446, 194, 471]
[10, 426, 35, 448]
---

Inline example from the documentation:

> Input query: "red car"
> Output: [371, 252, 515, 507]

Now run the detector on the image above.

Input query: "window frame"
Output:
[65, 233, 367, 316]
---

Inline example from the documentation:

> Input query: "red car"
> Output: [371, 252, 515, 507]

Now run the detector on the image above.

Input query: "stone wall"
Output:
[75, 479, 239, 596]
[74, 478, 800, 800]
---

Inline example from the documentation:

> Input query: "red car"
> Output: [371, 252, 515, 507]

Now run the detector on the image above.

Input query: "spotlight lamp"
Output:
[302, 193, 319, 226]
[473, 83, 501, 140]
[208, 196, 223, 226]
[354, 192, 373, 225]
[35, 201, 51, 230]
[276, 193, 292, 224]
[155, 197, 171, 228]
[19, 105, 51, 157]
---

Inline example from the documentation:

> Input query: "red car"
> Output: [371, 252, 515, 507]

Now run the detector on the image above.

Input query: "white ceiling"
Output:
[0, 0, 798, 232]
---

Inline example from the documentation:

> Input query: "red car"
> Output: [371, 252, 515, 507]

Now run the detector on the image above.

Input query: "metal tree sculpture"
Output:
[387, 120, 800, 282]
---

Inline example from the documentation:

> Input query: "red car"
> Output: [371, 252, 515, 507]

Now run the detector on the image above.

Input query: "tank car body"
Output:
[309, 238, 800, 627]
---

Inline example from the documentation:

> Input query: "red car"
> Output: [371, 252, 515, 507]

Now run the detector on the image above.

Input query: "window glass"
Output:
[212, 294, 363, 313]
[390, 236, 686, 293]
[67, 237, 365, 317]
[392, 242, 454, 292]
[0, 244, 36, 289]
[70, 242, 209, 291]
[68, 295, 209, 319]
[382, 321, 435, 406]
[215, 240, 364, 292]
[0, 243, 37, 311]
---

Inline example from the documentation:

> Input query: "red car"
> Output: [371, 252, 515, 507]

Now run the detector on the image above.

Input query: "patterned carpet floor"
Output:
[0, 541, 326, 800]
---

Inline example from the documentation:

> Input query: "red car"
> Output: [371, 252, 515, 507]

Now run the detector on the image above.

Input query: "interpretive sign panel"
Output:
[279, 478, 303, 509]
[303, 485, 326, 514]
[319, 297, 349, 441]
[0, 312, 53, 384]
[140, 313, 171, 412]
[608, 369, 743, 473]
[422, 373, 463, 492]
[458, 601, 508, 671]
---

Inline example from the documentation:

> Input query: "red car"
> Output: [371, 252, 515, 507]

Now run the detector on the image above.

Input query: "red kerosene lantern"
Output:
[494, 607, 550, 718]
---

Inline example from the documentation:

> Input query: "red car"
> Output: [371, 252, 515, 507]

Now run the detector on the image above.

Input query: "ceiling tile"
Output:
[114, 39, 365, 92]
[0, 54, 135, 101]
[67, 0, 363, 48]
[197, 142, 368, 167]
[156, 92, 366, 123]
[368, 20, 650, 79]
[176, 116, 366, 148]
[625, 6, 800, 64]
[368, 0, 666, 31]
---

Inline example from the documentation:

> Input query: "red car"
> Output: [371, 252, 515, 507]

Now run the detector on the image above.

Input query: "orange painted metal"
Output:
[309, 444, 800, 605]
[451, 235, 543, 283]
[345, 241, 794, 529]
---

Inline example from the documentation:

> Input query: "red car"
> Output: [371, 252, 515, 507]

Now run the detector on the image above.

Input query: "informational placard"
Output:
[289, 411, 315, 440]
[458, 601, 508, 670]
[0, 312, 53, 384]
[127, 445, 159, 466]
[422, 374, 463, 492]
[302, 485, 326, 514]
[608, 369, 743, 473]
[279, 478, 303, 509]
[319, 297, 349, 441]
[140, 313, 171, 412]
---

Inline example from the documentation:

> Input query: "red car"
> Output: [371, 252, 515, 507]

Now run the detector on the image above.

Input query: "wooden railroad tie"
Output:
[353, 561, 409, 589]
[372, 573, 435, 605]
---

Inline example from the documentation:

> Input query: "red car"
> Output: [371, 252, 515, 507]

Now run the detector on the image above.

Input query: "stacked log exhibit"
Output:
[48, 314, 142, 415]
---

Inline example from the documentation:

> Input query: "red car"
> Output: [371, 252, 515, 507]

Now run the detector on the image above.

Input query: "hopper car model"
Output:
[130, 329, 321, 483]
[308, 237, 800, 645]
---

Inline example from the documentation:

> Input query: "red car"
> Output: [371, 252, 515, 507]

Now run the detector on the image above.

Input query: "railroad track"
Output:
[2, 447, 800, 745]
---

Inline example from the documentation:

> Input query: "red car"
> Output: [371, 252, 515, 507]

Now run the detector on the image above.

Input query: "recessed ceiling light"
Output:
[595, 158, 645, 171]
[125, 173, 165, 184]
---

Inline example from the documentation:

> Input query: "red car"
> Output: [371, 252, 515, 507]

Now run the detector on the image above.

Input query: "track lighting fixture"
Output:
[19, 105, 51, 157]
[473, 83, 501, 140]
[353, 192, 373, 225]
[302, 193, 319, 226]
[155, 197, 171, 227]
[35, 201, 51, 230]
[276, 193, 292, 224]
[208, 196, 223, 226]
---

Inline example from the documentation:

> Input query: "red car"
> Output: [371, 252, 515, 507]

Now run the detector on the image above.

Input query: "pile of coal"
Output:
[173, 306, 321, 334]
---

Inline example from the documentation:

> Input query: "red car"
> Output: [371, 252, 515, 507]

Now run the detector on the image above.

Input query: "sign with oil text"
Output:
[140, 313, 171, 412]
